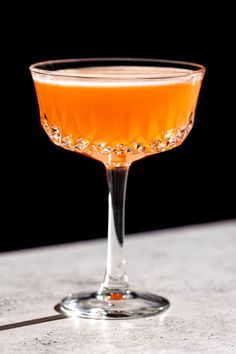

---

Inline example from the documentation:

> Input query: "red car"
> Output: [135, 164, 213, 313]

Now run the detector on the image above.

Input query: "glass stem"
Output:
[99, 165, 130, 294]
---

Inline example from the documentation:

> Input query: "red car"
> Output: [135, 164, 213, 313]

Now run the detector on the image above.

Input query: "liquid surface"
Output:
[33, 66, 203, 166]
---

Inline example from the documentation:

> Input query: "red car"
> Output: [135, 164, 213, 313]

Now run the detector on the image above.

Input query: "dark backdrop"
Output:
[1, 5, 235, 251]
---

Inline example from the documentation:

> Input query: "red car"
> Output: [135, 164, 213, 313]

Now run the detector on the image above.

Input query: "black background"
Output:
[1, 5, 235, 251]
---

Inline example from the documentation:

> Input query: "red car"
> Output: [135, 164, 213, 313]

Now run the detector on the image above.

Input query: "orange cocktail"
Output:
[33, 66, 202, 166]
[30, 59, 205, 320]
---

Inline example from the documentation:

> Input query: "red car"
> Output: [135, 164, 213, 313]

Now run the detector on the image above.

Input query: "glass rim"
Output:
[29, 57, 206, 80]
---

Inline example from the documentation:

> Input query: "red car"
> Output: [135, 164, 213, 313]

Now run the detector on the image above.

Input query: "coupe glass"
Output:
[30, 58, 205, 319]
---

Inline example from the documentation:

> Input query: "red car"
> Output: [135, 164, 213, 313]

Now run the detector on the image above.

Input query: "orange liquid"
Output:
[33, 66, 203, 166]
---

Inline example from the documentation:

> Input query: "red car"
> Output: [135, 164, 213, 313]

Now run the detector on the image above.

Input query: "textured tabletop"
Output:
[0, 221, 236, 353]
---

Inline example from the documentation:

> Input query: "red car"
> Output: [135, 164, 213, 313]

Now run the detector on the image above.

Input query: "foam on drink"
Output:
[32, 66, 201, 87]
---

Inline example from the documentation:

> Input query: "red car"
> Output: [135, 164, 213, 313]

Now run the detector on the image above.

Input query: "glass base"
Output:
[59, 290, 170, 319]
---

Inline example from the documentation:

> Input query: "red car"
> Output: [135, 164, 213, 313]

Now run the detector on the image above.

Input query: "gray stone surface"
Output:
[0, 220, 236, 353]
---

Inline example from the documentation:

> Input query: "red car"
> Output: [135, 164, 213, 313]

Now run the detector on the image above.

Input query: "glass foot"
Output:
[59, 290, 170, 319]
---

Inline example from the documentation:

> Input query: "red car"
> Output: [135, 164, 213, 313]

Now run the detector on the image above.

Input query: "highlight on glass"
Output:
[30, 58, 205, 319]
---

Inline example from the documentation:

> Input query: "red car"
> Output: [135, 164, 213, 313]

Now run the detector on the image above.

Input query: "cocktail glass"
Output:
[30, 58, 205, 319]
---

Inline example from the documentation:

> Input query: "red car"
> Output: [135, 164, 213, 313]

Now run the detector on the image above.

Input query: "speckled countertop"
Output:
[0, 220, 236, 353]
